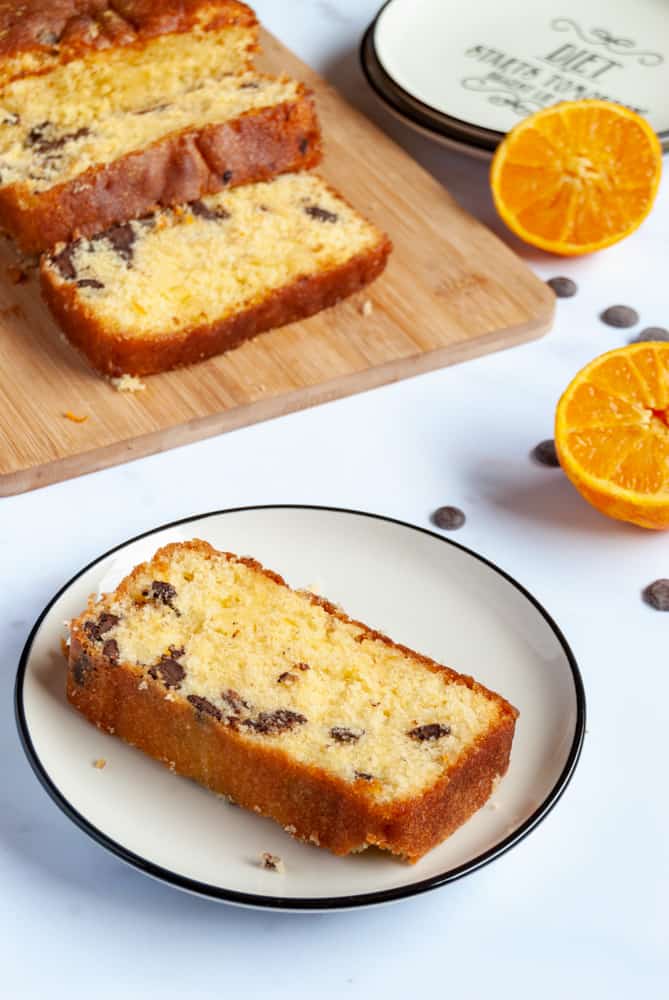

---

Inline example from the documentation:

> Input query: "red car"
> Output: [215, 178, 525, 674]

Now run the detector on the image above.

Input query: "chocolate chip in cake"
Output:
[190, 200, 231, 222]
[135, 103, 170, 115]
[222, 169, 233, 184]
[28, 122, 90, 154]
[221, 688, 251, 714]
[52, 244, 78, 281]
[408, 723, 451, 741]
[601, 305, 639, 328]
[277, 671, 297, 685]
[295, 662, 310, 671]
[642, 579, 669, 611]
[187, 695, 222, 721]
[305, 205, 338, 224]
[299, 137, 309, 154]
[83, 612, 119, 642]
[102, 638, 119, 664]
[330, 726, 365, 743]
[239, 81, 260, 89]
[631, 327, 669, 343]
[547, 276, 577, 298]
[149, 653, 186, 689]
[101, 222, 136, 264]
[143, 580, 178, 611]
[72, 651, 91, 686]
[245, 709, 307, 735]
[531, 439, 560, 468]
[432, 506, 466, 531]
[354, 771, 374, 782]
[76, 278, 104, 289]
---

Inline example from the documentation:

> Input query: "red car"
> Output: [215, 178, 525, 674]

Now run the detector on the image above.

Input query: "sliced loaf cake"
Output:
[40, 173, 392, 376]
[68, 540, 518, 862]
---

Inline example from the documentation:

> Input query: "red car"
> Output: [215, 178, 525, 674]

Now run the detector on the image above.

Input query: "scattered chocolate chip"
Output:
[354, 771, 374, 782]
[76, 278, 104, 289]
[642, 579, 669, 611]
[432, 506, 466, 530]
[547, 276, 577, 298]
[601, 305, 639, 329]
[187, 695, 222, 721]
[190, 199, 231, 221]
[143, 580, 178, 610]
[222, 169, 233, 184]
[83, 613, 119, 642]
[100, 222, 135, 264]
[102, 638, 119, 664]
[299, 137, 309, 154]
[277, 671, 297, 685]
[532, 439, 560, 468]
[28, 123, 89, 154]
[72, 651, 91, 686]
[408, 723, 451, 741]
[51, 244, 78, 280]
[305, 204, 338, 223]
[221, 688, 251, 714]
[244, 709, 307, 735]
[631, 326, 669, 343]
[295, 662, 310, 671]
[330, 726, 364, 743]
[149, 654, 185, 689]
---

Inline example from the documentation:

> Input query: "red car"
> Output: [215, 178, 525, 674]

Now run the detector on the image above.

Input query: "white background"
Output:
[2, 1, 668, 996]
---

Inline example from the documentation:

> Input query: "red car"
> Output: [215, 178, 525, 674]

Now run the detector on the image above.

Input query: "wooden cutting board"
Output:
[0, 30, 554, 497]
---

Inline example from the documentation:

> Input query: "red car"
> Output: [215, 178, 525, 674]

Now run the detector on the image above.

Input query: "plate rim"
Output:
[14, 504, 586, 911]
[364, 1, 669, 152]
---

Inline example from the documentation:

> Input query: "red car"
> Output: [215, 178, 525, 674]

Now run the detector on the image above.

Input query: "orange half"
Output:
[556, 343, 669, 529]
[491, 100, 662, 256]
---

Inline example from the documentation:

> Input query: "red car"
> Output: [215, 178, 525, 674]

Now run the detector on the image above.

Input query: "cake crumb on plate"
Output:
[93, 758, 106, 769]
[260, 852, 285, 873]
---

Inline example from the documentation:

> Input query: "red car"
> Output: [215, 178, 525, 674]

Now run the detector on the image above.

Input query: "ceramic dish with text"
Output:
[15, 506, 585, 911]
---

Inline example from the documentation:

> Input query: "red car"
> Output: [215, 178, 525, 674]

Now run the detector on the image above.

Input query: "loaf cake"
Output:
[40, 173, 392, 376]
[0, 1, 257, 89]
[67, 540, 518, 862]
[0, 72, 321, 251]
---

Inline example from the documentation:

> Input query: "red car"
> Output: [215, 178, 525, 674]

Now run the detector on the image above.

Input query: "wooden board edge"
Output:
[0, 301, 554, 496]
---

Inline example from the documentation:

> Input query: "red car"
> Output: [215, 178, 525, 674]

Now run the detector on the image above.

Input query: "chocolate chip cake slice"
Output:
[67, 540, 518, 862]
[0, 1, 257, 89]
[40, 173, 392, 376]
[0, 72, 320, 252]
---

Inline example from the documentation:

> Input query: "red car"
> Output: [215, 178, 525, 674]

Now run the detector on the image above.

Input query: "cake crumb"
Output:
[360, 298, 374, 317]
[284, 824, 297, 835]
[7, 264, 27, 284]
[93, 758, 106, 770]
[63, 410, 88, 423]
[138, 679, 148, 691]
[110, 373, 146, 393]
[488, 800, 500, 811]
[308, 832, 320, 846]
[260, 852, 285, 873]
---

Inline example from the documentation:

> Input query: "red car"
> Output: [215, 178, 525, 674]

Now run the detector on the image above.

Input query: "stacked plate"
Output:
[361, 0, 669, 157]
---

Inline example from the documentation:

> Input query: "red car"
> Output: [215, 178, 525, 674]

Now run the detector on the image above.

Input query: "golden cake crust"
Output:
[40, 227, 393, 376]
[0, 1, 258, 85]
[67, 540, 518, 862]
[1, 88, 322, 252]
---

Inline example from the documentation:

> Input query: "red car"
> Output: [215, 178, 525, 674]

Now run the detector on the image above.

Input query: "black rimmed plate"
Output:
[15, 506, 585, 911]
[363, 0, 669, 155]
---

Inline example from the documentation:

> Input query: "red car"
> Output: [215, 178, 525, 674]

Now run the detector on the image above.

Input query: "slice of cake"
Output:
[0, 72, 321, 251]
[67, 540, 518, 862]
[40, 173, 392, 376]
[0, 1, 257, 89]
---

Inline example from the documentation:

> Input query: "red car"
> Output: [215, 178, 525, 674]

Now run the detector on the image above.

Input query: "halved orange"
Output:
[556, 344, 669, 529]
[491, 100, 662, 256]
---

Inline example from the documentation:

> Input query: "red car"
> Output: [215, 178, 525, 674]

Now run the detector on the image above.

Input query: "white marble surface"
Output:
[2, 1, 668, 996]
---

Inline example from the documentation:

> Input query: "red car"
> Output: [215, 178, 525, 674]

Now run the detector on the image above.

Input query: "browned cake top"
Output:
[0, 0, 256, 73]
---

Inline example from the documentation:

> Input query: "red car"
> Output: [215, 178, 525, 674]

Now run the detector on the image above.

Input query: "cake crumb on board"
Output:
[93, 758, 106, 770]
[360, 298, 374, 317]
[260, 852, 285, 873]
[110, 374, 146, 393]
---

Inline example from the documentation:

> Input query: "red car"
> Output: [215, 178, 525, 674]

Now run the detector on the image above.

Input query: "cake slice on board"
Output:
[67, 540, 518, 862]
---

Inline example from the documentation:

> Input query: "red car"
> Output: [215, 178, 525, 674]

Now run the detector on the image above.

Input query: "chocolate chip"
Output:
[631, 327, 669, 343]
[295, 662, 310, 671]
[102, 638, 119, 664]
[52, 244, 78, 280]
[221, 688, 251, 714]
[305, 205, 338, 224]
[277, 671, 297, 685]
[28, 123, 89, 154]
[601, 305, 639, 329]
[432, 506, 466, 530]
[532, 439, 560, 468]
[187, 695, 222, 721]
[222, 169, 233, 184]
[239, 81, 260, 89]
[408, 723, 451, 741]
[299, 137, 309, 154]
[135, 103, 170, 115]
[190, 200, 230, 221]
[72, 651, 91, 686]
[354, 771, 374, 782]
[149, 654, 185, 689]
[101, 222, 135, 264]
[83, 613, 119, 641]
[76, 278, 104, 289]
[143, 580, 178, 610]
[244, 709, 307, 735]
[643, 579, 669, 611]
[330, 726, 364, 743]
[547, 276, 577, 298]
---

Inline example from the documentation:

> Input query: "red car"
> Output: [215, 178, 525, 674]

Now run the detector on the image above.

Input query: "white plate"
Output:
[15, 506, 585, 911]
[371, 0, 669, 151]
